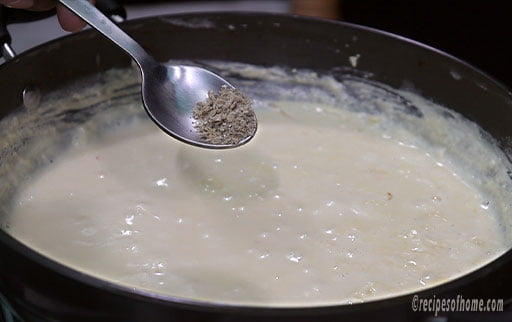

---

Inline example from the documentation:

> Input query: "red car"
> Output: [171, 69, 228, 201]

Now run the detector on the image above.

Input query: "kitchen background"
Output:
[3, 0, 511, 88]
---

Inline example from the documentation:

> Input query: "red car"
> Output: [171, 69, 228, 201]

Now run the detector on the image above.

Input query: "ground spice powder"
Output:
[192, 86, 257, 145]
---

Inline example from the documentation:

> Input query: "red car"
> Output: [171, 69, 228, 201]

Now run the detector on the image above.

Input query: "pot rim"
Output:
[1, 11, 511, 315]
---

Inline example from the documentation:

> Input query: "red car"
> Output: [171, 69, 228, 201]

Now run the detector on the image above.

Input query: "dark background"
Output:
[116, 0, 511, 88]
[341, 0, 512, 88]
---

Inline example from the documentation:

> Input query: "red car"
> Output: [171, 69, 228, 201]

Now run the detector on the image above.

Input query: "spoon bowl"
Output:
[142, 64, 245, 148]
[59, 0, 255, 149]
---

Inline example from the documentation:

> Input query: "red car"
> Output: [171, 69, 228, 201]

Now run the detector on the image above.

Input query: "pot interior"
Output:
[1, 13, 512, 310]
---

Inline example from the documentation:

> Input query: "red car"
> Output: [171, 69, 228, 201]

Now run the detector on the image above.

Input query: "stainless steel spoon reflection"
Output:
[59, 0, 256, 149]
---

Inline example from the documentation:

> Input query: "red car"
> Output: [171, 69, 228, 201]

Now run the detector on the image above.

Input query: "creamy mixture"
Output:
[1, 63, 510, 307]
[5, 99, 506, 307]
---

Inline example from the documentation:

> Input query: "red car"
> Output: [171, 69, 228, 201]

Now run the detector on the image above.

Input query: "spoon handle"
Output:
[59, 0, 155, 69]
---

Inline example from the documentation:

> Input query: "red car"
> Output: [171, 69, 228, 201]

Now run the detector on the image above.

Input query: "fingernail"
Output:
[1, 0, 34, 9]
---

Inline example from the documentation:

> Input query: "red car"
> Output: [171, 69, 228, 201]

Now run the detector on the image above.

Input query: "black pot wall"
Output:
[1, 13, 512, 322]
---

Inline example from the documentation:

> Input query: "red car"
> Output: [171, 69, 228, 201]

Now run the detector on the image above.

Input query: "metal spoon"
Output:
[59, 0, 256, 149]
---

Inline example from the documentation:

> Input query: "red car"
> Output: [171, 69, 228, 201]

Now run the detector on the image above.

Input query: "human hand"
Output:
[0, 0, 95, 32]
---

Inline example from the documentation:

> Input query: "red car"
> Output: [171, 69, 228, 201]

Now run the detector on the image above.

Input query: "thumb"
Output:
[56, 0, 95, 32]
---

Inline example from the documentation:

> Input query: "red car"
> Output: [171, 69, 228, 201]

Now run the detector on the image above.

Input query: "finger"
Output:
[28, 0, 56, 11]
[0, 0, 34, 9]
[56, 3, 85, 32]
[56, 0, 95, 32]
[0, 0, 56, 11]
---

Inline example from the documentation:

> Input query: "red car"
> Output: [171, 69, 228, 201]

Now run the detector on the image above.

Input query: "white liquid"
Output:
[6, 101, 506, 307]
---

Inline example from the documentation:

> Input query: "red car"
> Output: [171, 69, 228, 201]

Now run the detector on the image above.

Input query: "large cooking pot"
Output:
[1, 12, 512, 322]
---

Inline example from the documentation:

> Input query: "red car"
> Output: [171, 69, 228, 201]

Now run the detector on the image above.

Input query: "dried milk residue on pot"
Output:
[0, 62, 511, 307]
